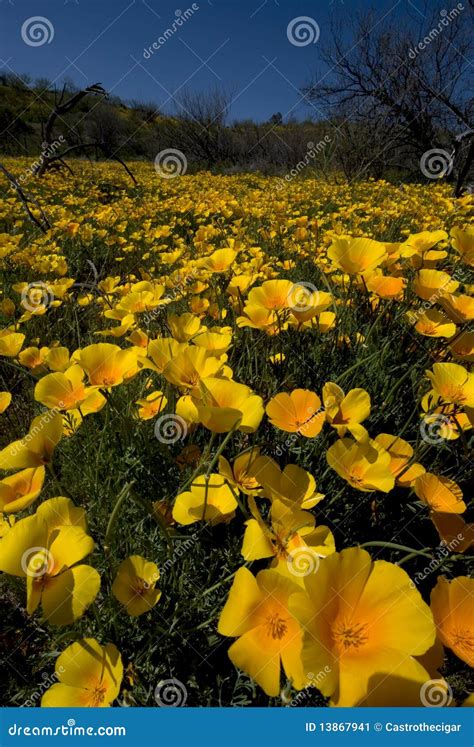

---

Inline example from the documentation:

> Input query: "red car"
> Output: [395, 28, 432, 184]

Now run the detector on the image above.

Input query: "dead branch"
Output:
[0, 162, 50, 233]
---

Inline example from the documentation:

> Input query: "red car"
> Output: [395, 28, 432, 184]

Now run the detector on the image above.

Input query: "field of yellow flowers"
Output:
[0, 159, 472, 708]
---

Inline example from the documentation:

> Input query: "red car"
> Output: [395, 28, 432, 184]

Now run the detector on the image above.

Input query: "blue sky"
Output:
[1, 0, 417, 122]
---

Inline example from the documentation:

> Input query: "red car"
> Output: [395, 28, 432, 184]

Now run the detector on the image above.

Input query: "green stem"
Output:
[359, 541, 433, 559]
[334, 351, 380, 385]
[104, 481, 135, 552]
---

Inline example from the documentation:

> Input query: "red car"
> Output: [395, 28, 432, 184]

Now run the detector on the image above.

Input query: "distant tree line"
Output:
[0, 1, 472, 191]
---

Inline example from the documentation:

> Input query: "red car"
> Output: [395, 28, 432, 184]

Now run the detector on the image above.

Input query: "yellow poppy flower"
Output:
[246, 279, 294, 310]
[374, 433, 425, 487]
[0, 497, 99, 626]
[451, 226, 474, 266]
[0, 391, 12, 413]
[45, 346, 71, 372]
[399, 229, 448, 258]
[242, 498, 335, 571]
[192, 328, 233, 356]
[112, 555, 161, 616]
[41, 638, 123, 706]
[327, 237, 387, 275]
[204, 247, 237, 272]
[430, 576, 473, 667]
[326, 438, 394, 492]
[266, 389, 325, 438]
[218, 567, 306, 696]
[290, 547, 435, 706]
[366, 274, 405, 299]
[322, 382, 370, 440]
[430, 512, 474, 552]
[18, 346, 49, 371]
[34, 365, 92, 411]
[76, 343, 138, 387]
[413, 269, 459, 301]
[0, 411, 63, 470]
[162, 347, 225, 393]
[0, 330, 25, 357]
[135, 391, 167, 420]
[440, 293, 474, 323]
[248, 455, 323, 509]
[218, 448, 262, 496]
[194, 378, 264, 433]
[0, 466, 45, 512]
[450, 331, 474, 362]
[414, 473, 466, 514]
[145, 337, 187, 373]
[168, 312, 203, 341]
[411, 309, 457, 338]
[173, 473, 237, 525]
[236, 305, 281, 334]
[426, 363, 474, 407]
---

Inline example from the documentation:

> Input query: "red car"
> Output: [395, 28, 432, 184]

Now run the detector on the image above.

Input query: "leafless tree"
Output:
[34, 83, 137, 183]
[171, 87, 234, 166]
[303, 2, 473, 189]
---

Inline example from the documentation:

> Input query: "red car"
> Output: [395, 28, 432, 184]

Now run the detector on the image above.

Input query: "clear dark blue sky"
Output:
[2, 0, 412, 122]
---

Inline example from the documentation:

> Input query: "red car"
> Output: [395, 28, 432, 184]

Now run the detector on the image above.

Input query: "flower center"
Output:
[90, 684, 107, 706]
[333, 620, 369, 651]
[443, 385, 466, 403]
[452, 628, 474, 655]
[265, 612, 288, 640]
